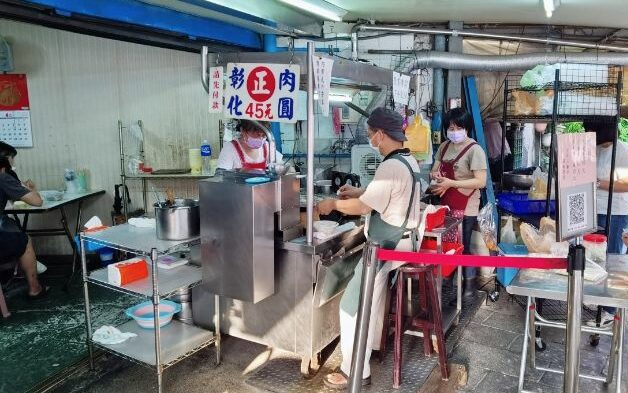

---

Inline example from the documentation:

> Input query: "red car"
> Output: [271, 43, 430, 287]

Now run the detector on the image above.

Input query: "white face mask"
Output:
[447, 129, 467, 144]
[368, 133, 381, 154]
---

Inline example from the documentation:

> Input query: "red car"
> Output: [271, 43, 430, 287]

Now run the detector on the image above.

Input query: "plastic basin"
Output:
[125, 300, 181, 329]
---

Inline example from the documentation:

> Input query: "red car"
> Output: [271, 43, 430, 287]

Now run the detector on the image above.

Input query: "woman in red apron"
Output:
[430, 108, 487, 298]
[216, 120, 282, 171]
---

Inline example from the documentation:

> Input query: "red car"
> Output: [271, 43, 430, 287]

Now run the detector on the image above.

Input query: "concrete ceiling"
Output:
[328, 0, 628, 29]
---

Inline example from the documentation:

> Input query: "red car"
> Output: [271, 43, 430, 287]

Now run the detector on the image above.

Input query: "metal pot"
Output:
[155, 198, 200, 240]
[503, 172, 533, 190]
[314, 180, 333, 195]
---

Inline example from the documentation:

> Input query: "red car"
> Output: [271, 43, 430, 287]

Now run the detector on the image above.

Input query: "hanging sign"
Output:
[556, 132, 597, 240]
[208, 66, 223, 114]
[0, 74, 32, 147]
[392, 71, 411, 106]
[313, 55, 334, 117]
[223, 63, 300, 123]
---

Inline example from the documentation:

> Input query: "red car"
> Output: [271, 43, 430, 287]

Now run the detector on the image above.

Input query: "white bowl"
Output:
[314, 220, 339, 235]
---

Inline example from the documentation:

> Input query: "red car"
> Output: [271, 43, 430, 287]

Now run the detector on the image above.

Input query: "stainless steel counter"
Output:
[507, 254, 628, 309]
[193, 224, 366, 375]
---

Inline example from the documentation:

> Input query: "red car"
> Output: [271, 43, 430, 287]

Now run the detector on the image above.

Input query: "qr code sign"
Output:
[567, 192, 585, 227]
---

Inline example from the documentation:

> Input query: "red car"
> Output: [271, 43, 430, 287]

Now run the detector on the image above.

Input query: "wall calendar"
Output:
[0, 74, 32, 147]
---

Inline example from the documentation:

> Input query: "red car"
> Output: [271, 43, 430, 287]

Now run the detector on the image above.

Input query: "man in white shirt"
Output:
[317, 107, 421, 389]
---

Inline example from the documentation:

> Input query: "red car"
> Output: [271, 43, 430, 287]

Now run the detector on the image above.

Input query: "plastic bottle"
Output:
[201, 139, 212, 175]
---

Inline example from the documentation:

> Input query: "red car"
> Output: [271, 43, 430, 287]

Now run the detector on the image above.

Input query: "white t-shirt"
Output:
[597, 142, 628, 215]
[216, 140, 283, 170]
[359, 153, 421, 230]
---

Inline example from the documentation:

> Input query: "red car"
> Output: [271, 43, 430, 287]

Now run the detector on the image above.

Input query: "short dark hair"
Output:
[238, 120, 270, 133]
[443, 108, 474, 132]
[0, 156, 11, 171]
[0, 141, 17, 158]
[583, 120, 617, 145]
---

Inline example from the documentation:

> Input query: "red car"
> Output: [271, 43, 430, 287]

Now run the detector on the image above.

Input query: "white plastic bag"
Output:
[528, 167, 555, 200]
[501, 216, 517, 244]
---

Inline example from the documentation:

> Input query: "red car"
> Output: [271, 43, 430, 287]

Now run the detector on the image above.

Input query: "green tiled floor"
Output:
[0, 272, 136, 393]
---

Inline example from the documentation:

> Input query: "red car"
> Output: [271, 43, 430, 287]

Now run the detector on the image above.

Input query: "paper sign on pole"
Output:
[556, 132, 597, 240]
[208, 67, 223, 113]
[392, 71, 411, 106]
[223, 63, 300, 123]
[313, 56, 334, 117]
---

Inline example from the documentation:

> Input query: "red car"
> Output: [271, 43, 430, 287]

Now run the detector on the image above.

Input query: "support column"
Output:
[445, 21, 463, 108]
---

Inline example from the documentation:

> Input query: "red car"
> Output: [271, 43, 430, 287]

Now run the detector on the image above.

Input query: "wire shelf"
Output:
[504, 64, 622, 121]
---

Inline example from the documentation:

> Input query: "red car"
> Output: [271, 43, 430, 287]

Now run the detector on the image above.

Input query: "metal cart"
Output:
[80, 224, 220, 393]
[507, 254, 628, 393]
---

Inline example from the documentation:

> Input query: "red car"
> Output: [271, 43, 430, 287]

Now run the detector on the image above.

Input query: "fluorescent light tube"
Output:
[314, 93, 353, 102]
[277, 0, 344, 22]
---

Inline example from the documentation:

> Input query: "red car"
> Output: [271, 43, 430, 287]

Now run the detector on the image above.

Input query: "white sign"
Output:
[208, 66, 224, 113]
[223, 63, 300, 123]
[392, 71, 411, 106]
[556, 132, 597, 240]
[313, 56, 334, 117]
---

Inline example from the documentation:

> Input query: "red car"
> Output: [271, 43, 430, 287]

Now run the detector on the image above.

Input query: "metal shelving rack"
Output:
[117, 120, 211, 217]
[80, 224, 220, 393]
[500, 64, 623, 224]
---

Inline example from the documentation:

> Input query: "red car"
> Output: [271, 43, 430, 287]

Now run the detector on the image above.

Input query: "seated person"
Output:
[0, 156, 48, 298]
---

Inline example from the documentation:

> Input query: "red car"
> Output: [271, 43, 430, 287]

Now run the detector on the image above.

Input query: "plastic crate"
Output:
[420, 239, 464, 278]
[497, 192, 556, 215]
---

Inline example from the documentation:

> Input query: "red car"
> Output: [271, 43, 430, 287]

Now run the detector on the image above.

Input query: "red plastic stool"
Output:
[380, 265, 449, 388]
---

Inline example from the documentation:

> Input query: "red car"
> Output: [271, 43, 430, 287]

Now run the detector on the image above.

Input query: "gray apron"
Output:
[340, 153, 420, 316]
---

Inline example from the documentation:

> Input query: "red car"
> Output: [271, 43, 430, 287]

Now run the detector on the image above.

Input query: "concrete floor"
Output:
[49, 292, 628, 393]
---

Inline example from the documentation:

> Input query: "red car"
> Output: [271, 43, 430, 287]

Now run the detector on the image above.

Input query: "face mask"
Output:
[447, 129, 467, 144]
[368, 130, 381, 152]
[245, 136, 265, 149]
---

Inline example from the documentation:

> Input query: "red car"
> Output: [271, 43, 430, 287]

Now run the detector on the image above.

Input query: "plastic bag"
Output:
[501, 216, 517, 244]
[405, 114, 431, 155]
[528, 167, 554, 200]
[477, 203, 498, 251]
[512, 91, 539, 116]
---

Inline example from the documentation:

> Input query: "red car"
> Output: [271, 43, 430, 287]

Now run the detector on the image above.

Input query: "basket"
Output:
[420, 239, 464, 277]
[497, 192, 555, 214]
[425, 206, 448, 231]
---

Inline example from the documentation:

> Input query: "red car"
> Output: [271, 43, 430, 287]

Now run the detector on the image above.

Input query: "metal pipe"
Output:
[518, 296, 532, 392]
[605, 71, 623, 237]
[564, 243, 585, 393]
[546, 70, 560, 217]
[348, 242, 379, 393]
[306, 42, 315, 244]
[534, 320, 614, 336]
[201, 46, 209, 93]
[214, 294, 221, 365]
[118, 120, 129, 219]
[615, 309, 624, 393]
[354, 24, 628, 54]
[80, 233, 94, 371]
[535, 367, 607, 382]
[433, 35, 446, 113]
[151, 247, 163, 393]
[351, 31, 359, 61]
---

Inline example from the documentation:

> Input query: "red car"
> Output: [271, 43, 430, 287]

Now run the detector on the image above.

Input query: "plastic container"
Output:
[497, 192, 556, 214]
[125, 300, 181, 329]
[583, 234, 607, 268]
[420, 239, 464, 277]
[98, 247, 115, 267]
[201, 139, 212, 175]
[189, 148, 202, 175]
[497, 243, 529, 286]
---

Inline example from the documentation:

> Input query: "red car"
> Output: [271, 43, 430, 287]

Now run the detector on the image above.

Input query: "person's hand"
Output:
[622, 232, 628, 247]
[338, 184, 362, 199]
[316, 199, 337, 215]
[598, 179, 610, 191]
[431, 174, 455, 197]
[24, 179, 37, 191]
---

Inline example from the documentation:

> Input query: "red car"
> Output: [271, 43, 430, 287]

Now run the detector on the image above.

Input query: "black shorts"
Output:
[0, 230, 28, 261]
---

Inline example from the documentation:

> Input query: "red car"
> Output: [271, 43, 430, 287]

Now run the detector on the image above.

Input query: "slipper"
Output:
[323, 372, 371, 390]
[27, 285, 50, 300]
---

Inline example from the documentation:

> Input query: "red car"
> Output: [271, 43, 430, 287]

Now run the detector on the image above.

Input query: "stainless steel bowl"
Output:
[503, 172, 533, 190]
[154, 198, 200, 240]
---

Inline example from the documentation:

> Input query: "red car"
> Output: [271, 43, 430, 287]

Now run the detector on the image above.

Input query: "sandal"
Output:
[27, 285, 50, 300]
[323, 371, 371, 390]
